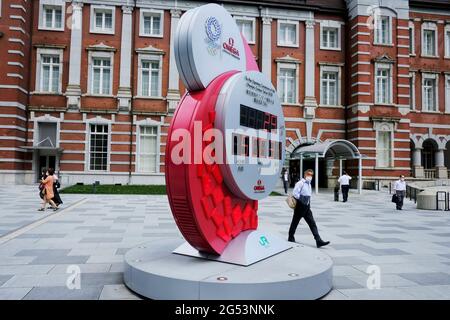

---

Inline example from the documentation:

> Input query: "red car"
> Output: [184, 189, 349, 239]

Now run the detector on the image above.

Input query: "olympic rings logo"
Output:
[205, 16, 222, 42]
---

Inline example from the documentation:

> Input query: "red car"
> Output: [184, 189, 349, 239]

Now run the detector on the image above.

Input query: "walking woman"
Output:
[51, 169, 63, 207]
[38, 168, 59, 212]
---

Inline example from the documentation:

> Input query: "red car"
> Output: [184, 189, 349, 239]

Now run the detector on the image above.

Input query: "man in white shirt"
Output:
[393, 175, 407, 210]
[338, 171, 352, 202]
[288, 169, 330, 248]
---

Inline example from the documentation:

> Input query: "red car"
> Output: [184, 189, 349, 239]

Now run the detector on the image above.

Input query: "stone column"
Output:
[303, 19, 317, 116]
[412, 148, 424, 178]
[66, 1, 83, 111]
[167, 9, 182, 112]
[117, 6, 134, 112]
[261, 16, 272, 78]
[436, 149, 448, 179]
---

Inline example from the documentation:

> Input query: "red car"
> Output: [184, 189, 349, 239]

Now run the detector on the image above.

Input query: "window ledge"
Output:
[90, 29, 115, 35]
[374, 167, 397, 170]
[374, 103, 394, 107]
[409, 54, 416, 57]
[320, 47, 341, 51]
[139, 33, 164, 39]
[38, 27, 64, 32]
[420, 110, 441, 114]
[420, 54, 439, 59]
[134, 96, 165, 101]
[83, 94, 115, 98]
[373, 43, 394, 47]
[277, 43, 299, 48]
[31, 92, 63, 96]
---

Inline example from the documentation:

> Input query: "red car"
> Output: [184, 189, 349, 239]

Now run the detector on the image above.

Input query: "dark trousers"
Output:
[288, 202, 320, 241]
[283, 180, 288, 194]
[396, 190, 405, 209]
[341, 185, 350, 202]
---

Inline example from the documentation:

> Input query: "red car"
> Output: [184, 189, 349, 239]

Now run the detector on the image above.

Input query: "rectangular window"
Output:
[278, 67, 296, 104]
[89, 124, 108, 171]
[138, 126, 158, 173]
[40, 55, 60, 93]
[423, 77, 437, 112]
[376, 131, 392, 168]
[423, 29, 436, 56]
[409, 75, 415, 110]
[445, 28, 450, 58]
[42, 4, 63, 30]
[91, 57, 111, 95]
[141, 60, 160, 97]
[236, 18, 255, 44]
[321, 27, 338, 49]
[409, 25, 414, 55]
[278, 21, 298, 47]
[446, 76, 450, 113]
[375, 64, 391, 104]
[375, 16, 391, 45]
[321, 70, 338, 106]
[91, 6, 115, 34]
[140, 10, 163, 37]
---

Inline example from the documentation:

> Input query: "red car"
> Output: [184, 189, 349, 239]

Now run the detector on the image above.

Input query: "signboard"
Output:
[166, 3, 286, 255]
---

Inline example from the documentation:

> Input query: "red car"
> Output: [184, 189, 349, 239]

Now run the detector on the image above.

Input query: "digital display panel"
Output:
[240, 105, 278, 131]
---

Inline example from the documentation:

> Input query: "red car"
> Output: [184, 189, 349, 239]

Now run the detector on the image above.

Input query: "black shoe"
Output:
[288, 237, 296, 243]
[316, 239, 330, 248]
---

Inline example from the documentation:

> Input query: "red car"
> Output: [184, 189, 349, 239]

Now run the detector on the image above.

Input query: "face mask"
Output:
[305, 176, 313, 182]
[400, 178, 405, 181]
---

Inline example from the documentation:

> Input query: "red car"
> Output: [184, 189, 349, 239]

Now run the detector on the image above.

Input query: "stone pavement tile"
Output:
[347, 274, 418, 288]
[0, 275, 13, 286]
[333, 276, 365, 289]
[320, 289, 349, 300]
[371, 229, 406, 234]
[337, 288, 416, 300]
[86, 255, 124, 264]
[332, 265, 368, 277]
[99, 284, 141, 300]
[80, 272, 123, 286]
[115, 248, 130, 255]
[109, 263, 125, 273]
[79, 237, 123, 243]
[0, 265, 54, 275]
[2, 274, 69, 287]
[23, 286, 103, 300]
[353, 263, 442, 274]
[15, 249, 70, 257]
[398, 272, 450, 286]
[0, 287, 32, 300]
[332, 244, 410, 256]
[48, 263, 111, 274]
[434, 242, 450, 248]
[331, 256, 368, 266]
[337, 234, 407, 243]
[68, 248, 116, 256]
[31, 255, 90, 265]
[17, 234, 67, 239]
[397, 285, 450, 299]
[0, 256, 34, 266]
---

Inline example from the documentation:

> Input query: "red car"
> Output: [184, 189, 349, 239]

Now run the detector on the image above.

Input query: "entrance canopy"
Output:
[289, 139, 363, 195]
[290, 139, 360, 160]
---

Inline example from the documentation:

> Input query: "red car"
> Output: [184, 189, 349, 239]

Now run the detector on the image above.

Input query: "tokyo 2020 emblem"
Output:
[205, 16, 222, 56]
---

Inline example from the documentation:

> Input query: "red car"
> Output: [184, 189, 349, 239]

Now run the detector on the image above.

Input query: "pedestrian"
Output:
[38, 169, 47, 200]
[338, 171, 352, 202]
[38, 168, 59, 212]
[51, 169, 63, 207]
[393, 175, 406, 210]
[288, 169, 330, 248]
[281, 168, 289, 194]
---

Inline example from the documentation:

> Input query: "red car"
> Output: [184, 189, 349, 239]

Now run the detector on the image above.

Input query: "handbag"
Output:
[286, 194, 297, 209]
[391, 194, 398, 203]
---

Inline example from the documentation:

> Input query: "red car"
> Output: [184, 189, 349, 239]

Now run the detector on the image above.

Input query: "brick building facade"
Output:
[0, 0, 449, 187]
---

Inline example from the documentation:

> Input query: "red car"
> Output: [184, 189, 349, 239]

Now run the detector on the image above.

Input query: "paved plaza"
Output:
[0, 185, 449, 300]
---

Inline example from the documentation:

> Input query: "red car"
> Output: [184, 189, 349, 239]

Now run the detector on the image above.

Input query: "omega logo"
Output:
[223, 37, 240, 59]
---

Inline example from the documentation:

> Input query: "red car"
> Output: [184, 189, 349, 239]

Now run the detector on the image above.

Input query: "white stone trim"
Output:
[445, 74, 450, 114]
[319, 64, 341, 106]
[421, 21, 438, 58]
[87, 50, 114, 96]
[137, 53, 163, 98]
[445, 24, 450, 58]
[35, 47, 64, 94]
[234, 16, 256, 44]
[277, 20, 299, 48]
[319, 20, 341, 51]
[139, 8, 164, 38]
[38, 0, 65, 32]
[90, 4, 116, 35]
[421, 72, 439, 112]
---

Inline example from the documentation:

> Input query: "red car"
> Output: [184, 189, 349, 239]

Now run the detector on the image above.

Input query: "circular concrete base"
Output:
[124, 238, 333, 300]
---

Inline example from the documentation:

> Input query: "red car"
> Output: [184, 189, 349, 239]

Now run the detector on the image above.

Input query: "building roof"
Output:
[409, 0, 450, 11]
[218, 0, 347, 14]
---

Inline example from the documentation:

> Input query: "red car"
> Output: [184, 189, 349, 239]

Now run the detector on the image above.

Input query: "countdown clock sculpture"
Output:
[166, 3, 288, 259]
